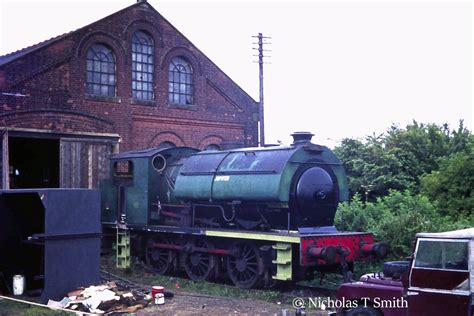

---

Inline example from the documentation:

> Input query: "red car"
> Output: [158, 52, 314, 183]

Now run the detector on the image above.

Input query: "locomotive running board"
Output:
[204, 229, 301, 243]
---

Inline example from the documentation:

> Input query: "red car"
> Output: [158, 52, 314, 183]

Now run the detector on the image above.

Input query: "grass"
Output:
[1, 255, 378, 315]
[103, 254, 388, 304]
[101, 255, 384, 305]
[302, 273, 344, 291]
[298, 260, 384, 292]
[101, 256, 285, 304]
[0, 298, 70, 316]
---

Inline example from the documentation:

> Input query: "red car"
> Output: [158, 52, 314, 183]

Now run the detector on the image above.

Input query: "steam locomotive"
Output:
[101, 132, 387, 288]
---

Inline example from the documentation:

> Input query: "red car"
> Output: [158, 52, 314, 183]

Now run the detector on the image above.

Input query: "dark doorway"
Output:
[8, 137, 60, 188]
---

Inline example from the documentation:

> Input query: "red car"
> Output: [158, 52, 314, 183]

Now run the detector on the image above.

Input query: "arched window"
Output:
[132, 31, 154, 101]
[168, 57, 193, 105]
[86, 44, 116, 96]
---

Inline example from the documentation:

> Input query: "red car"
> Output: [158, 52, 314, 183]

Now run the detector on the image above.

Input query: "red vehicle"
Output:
[333, 228, 473, 316]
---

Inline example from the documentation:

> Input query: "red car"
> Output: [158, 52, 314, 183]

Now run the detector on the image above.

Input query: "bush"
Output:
[335, 190, 471, 260]
[421, 141, 474, 218]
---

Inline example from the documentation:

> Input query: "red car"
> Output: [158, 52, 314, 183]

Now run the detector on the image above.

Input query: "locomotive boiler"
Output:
[101, 132, 387, 288]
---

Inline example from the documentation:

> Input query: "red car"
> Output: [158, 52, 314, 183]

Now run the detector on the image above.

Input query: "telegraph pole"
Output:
[253, 33, 271, 147]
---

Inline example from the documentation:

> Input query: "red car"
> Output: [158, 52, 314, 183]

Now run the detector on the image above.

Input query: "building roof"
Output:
[0, 1, 258, 104]
[0, 1, 146, 67]
[0, 32, 72, 67]
[416, 228, 474, 239]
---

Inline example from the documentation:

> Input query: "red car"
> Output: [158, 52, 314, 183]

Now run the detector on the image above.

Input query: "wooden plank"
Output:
[71, 141, 77, 188]
[60, 138, 116, 189]
[95, 144, 107, 188]
[80, 143, 86, 188]
[100, 144, 111, 185]
[88, 145, 93, 189]
[0, 131, 3, 189]
[60, 140, 70, 188]
[75, 141, 80, 188]
[2, 131, 9, 189]
[96, 144, 105, 186]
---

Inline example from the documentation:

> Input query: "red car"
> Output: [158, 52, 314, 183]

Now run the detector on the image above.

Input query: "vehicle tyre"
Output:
[383, 261, 410, 278]
[346, 306, 381, 316]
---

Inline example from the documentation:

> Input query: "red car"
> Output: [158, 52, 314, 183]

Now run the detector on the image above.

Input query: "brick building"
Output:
[0, 0, 259, 189]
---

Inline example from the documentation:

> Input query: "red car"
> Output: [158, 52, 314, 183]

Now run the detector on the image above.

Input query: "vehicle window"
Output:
[414, 240, 469, 271]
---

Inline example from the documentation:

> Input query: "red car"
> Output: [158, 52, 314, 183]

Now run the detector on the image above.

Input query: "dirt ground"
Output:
[136, 291, 328, 316]
[1, 262, 332, 316]
[0, 289, 329, 316]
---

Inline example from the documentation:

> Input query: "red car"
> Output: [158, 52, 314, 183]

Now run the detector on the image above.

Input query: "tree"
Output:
[334, 136, 412, 200]
[334, 121, 472, 201]
[421, 139, 474, 218]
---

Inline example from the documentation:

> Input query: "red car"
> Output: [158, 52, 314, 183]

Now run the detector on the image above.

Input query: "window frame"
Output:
[132, 31, 155, 102]
[113, 160, 134, 178]
[413, 238, 470, 272]
[86, 44, 117, 97]
[168, 57, 194, 106]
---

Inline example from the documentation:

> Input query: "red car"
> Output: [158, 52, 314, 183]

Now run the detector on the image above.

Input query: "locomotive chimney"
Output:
[291, 132, 314, 145]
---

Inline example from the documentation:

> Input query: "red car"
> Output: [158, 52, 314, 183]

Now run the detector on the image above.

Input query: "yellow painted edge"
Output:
[204, 230, 300, 243]
[273, 276, 292, 281]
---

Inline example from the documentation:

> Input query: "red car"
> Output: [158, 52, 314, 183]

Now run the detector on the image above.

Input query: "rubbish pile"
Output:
[47, 282, 150, 314]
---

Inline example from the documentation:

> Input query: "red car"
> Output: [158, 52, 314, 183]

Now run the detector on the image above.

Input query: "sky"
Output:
[0, 0, 472, 147]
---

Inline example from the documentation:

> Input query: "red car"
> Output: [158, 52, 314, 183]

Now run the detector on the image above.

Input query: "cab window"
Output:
[113, 160, 134, 178]
[414, 239, 468, 271]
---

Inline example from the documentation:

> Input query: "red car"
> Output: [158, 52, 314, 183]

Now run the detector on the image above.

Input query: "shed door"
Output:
[0, 131, 8, 189]
[60, 138, 117, 188]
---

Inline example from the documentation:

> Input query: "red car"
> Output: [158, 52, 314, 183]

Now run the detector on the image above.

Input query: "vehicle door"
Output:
[408, 238, 472, 316]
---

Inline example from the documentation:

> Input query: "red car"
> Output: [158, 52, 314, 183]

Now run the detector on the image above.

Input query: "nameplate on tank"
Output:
[214, 175, 230, 182]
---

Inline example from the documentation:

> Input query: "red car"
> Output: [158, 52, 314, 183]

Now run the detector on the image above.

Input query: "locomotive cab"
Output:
[100, 146, 198, 226]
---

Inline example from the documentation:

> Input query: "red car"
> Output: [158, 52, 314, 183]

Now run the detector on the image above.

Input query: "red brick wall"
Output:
[0, 2, 258, 151]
